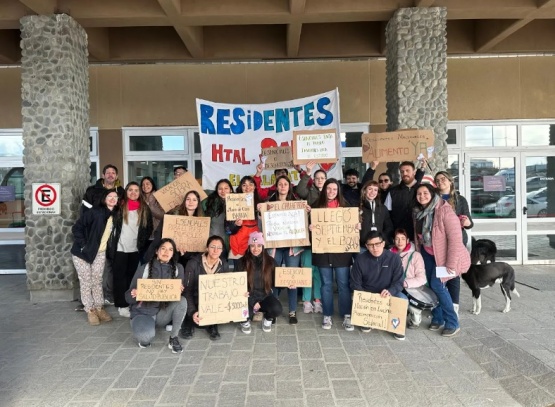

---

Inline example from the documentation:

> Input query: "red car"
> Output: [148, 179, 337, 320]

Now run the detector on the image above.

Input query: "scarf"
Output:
[414, 194, 440, 247]
[128, 200, 140, 211]
[327, 199, 340, 208]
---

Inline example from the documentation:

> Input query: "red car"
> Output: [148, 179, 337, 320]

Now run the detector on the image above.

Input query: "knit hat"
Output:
[248, 231, 265, 246]
[420, 174, 437, 188]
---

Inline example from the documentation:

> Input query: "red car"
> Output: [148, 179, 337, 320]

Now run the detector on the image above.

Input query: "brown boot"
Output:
[87, 310, 100, 326]
[95, 308, 113, 323]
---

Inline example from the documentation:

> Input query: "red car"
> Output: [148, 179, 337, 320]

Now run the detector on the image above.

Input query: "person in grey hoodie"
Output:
[125, 238, 187, 353]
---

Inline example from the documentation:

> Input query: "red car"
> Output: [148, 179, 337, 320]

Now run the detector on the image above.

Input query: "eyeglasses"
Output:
[435, 176, 449, 183]
[209, 245, 223, 251]
[366, 241, 384, 248]
[378, 179, 390, 183]
[106, 196, 119, 200]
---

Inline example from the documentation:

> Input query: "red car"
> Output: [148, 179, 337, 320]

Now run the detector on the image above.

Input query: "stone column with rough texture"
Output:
[21, 14, 90, 301]
[386, 7, 448, 171]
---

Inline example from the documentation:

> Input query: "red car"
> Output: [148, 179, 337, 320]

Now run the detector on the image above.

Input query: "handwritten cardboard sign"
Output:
[198, 272, 249, 326]
[351, 290, 408, 335]
[310, 207, 360, 253]
[261, 146, 294, 170]
[275, 267, 312, 288]
[136, 279, 182, 302]
[162, 215, 210, 253]
[153, 171, 208, 213]
[260, 200, 310, 249]
[226, 193, 255, 220]
[292, 129, 338, 164]
[362, 129, 435, 163]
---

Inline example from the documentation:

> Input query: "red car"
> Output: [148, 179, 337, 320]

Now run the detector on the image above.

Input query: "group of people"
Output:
[71, 157, 472, 353]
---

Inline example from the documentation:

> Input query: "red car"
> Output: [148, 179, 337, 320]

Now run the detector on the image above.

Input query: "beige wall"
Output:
[2, 56, 555, 133]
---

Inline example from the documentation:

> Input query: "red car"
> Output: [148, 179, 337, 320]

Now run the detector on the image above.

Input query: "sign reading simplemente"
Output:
[310, 207, 360, 253]
[136, 279, 182, 302]
[226, 193, 255, 220]
[261, 146, 294, 170]
[275, 267, 312, 288]
[154, 171, 208, 213]
[351, 290, 408, 335]
[292, 129, 338, 164]
[198, 272, 249, 326]
[260, 200, 310, 249]
[162, 215, 210, 253]
[362, 129, 434, 162]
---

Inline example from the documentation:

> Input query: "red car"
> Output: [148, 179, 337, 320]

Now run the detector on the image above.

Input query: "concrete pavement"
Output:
[1, 265, 555, 406]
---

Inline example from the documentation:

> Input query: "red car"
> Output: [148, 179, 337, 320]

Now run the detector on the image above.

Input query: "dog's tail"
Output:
[512, 288, 520, 298]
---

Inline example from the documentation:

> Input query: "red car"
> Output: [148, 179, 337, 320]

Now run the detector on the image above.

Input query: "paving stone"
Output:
[323, 348, 349, 363]
[500, 374, 543, 395]
[228, 351, 252, 366]
[299, 341, 323, 359]
[185, 395, 218, 407]
[277, 352, 299, 366]
[276, 335, 298, 352]
[331, 379, 362, 399]
[302, 370, 330, 389]
[305, 390, 336, 407]
[98, 389, 135, 406]
[276, 365, 302, 381]
[190, 374, 223, 394]
[480, 360, 516, 379]
[246, 395, 276, 407]
[169, 365, 199, 385]
[318, 336, 342, 348]
[326, 363, 355, 379]
[216, 383, 247, 407]
[249, 374, 275, 393]
[276, 380, 303, 399]
[223, 365, 250, 383]
[199, 357, 228, 374]
[301, 359, 327, 372]
[112, 369, 148, 389]
[147, 357, 180, 376]
[208, 344, 233, 355]
[72, 378, 114, 401]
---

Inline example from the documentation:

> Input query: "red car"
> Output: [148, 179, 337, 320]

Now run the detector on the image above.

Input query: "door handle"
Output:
[523, 206, 528, 215]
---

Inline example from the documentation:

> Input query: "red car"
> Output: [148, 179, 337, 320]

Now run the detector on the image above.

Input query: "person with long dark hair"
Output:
[203, 179, 234, 257]
[359, 180, 394, 247]
[110, 182, 153, 318]
[237, 232, 283, 334]
[182, 236, 230, 340]
[311, 178, 356, 331]
[71, 189, 119, 325]
[228, 176, 261, 268]
[413, 183, 470, 337]
[140, 176, 164, 264]
[125, 238, 187, 353]
[435, 170, 473, 317]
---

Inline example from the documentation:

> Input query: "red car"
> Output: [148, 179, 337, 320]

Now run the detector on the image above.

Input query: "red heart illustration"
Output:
[319, 162, 336, 172]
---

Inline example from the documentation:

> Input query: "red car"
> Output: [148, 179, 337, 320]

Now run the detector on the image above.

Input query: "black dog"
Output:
[462, 239, 520, 314]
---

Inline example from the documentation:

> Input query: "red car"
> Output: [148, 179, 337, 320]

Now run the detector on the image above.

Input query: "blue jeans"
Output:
[319, 266, 351, 317]
[421, 249, 459, 330]
[270, 248, 301, 313]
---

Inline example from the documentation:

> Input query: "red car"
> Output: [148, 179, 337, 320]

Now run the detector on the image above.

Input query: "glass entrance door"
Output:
[464, 152, 555, 264]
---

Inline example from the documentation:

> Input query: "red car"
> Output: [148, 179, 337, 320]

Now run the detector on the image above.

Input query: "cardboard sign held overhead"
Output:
[198, 272, 249, 326]
[275, 267, 312, 288]
[292, 129, 338, 164]
[260, 200, 310, 249]
[162, 215, 210, 253]
[153, 172, 208, 213]
[136, 279, 182, 302]
[226, 193, 255, 221]
[261, 146, 294, 170]
[351, 290, 408, 335]
[310, 207, 360, 253]
[362, 129, 435, 163]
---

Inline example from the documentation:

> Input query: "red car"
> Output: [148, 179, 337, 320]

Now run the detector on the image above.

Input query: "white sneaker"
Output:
[262, 318, 272, 333]
[322, 316, 332, 330]
[118, 307, 130, 318]
[240, 321, 251, 334]
[313, 301, 323, 314]
[343, 315, 354, 332]
[360, 326, 372, 333]
[303, 301, 313, 314]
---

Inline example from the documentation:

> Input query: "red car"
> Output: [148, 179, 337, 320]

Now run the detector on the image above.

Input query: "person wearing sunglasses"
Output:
[182, 236, 231, 340]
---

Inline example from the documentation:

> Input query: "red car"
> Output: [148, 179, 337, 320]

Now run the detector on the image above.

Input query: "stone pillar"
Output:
[21, 14, 90, 301]
[385, 7, 448, 171]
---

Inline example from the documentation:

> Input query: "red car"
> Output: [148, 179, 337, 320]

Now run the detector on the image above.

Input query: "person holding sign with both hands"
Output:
[183, 236, 231, 341]
[125, 238, 187, 353]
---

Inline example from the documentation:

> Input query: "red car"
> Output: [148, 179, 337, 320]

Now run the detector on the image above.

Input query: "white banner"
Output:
[197, 89, 342, 190]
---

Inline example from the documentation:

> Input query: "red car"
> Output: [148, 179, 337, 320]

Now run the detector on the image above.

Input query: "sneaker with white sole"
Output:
[118, 307, 130, 318]
[360, 326, 372, 333]
[240, 321, 251, 334]
[168, 336, 183, 353]
[313, 301, 323, 314]
[322, 316, 332, 330]
[393, 333, 406, 341]
[138, 342, 151, 349]
[343, 315, 354, 332]
[303, 301, 313, 314]
[262, 318, 272, 332]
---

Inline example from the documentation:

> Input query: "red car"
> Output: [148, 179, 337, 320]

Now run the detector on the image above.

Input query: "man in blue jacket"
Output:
[350, 231, 406, 340]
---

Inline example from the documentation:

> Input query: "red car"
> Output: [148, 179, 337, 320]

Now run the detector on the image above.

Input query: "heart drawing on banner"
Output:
[391, 318, 400, 329]
[319, 162, 336, 173]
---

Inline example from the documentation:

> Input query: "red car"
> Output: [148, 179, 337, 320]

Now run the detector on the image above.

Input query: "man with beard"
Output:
[384, 161, 420, 239]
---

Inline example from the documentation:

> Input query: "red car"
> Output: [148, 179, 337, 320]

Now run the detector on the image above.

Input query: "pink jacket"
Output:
[392, 243, 426, 288]
[414, 199, 470, 278]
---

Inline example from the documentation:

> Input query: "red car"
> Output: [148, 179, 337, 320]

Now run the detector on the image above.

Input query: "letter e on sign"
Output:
[32, 183, 61, 215]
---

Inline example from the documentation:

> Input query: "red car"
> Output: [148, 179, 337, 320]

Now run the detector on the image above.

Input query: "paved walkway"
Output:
[1, 265, 555, 407]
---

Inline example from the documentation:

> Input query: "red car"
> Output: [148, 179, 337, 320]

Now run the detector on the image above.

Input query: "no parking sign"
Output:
[32, 183, 61, 215]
